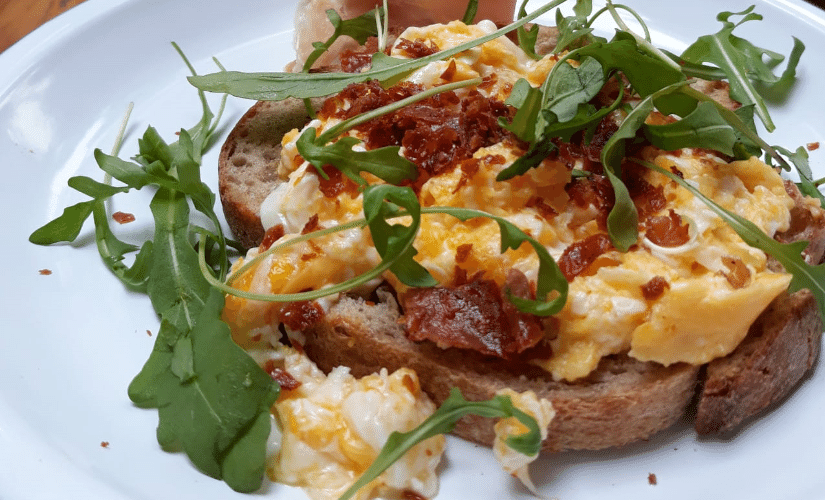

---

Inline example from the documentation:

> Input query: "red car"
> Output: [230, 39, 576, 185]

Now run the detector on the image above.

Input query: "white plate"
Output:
[1, 0, 824, 499]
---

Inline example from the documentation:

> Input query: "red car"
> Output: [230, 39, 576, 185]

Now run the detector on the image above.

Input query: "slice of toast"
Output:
[216, 25, 824, 450]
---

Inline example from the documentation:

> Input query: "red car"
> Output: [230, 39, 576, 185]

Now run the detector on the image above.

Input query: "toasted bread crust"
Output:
[219, 98, 322, 249]
[696, 289, 822, 434]
[302, 290, 701, 451]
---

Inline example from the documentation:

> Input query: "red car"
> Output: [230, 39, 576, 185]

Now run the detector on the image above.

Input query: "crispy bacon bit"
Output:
[455, 243, 473, 264]
[558, 233, 613, 281]
[808, 142, 820, 151]
[526, 195, 558, 221]
[641, 276, 670, 300]
[670, 166, 685, 179]
[317, 164, 359, 198]
[38, 269, 52, 275]
[566, 174, 614, 229]
[259, 224, 286, 251]
[721, 256, 751, 289]
[112, 211, 136, 224]
[624, 163, 666, 222]
[100, 441, 110, 448]
[440, 59, 458, 81]
[402, 269, 543, 359]
[395, 37, 440, 58]
[280, 300, 324, 331]
[648, 473, 658, 486]
[301, 214, 321, 235]
[263, 359, 303, 391]
[339, 37, 384, 73]
[322, 80, 515, 180]
[644, 210, 690, 247]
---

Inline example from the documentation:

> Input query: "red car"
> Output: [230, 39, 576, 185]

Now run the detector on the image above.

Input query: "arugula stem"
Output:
[603, 0, 680, 72]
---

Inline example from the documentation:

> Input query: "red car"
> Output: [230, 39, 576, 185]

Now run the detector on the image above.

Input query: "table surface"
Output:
[2, 0, 825, 54]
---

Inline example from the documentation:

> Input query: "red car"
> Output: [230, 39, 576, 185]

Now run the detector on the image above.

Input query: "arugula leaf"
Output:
[679, 6, 805, 132]
[515, 0, 542, 60]
[641, 160, 825, 315]
[338, 388, 542, 500]
[771, 145, 825, 208]
[599, 81, 693, 251]
[153, 289, 279, 493]
[553, 0, 596, 53]
[29, 201, 96, 245]
[297, 130, 416, 185]
[364, 185, 438, 288]
[643, 100, 738, 155]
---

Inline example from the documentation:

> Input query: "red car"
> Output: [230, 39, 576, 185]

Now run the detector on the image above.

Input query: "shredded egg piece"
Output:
[249, 345, 445, 500]
[493, 389, 555, 494]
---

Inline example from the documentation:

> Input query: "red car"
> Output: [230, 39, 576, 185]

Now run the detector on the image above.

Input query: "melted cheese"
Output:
[226, 21, 797, 382]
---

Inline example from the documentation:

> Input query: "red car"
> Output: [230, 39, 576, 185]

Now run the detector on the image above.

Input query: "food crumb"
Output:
[807, 142, 820, 151]
[113, 211, 136, 224]
[101, 441, 110, 449]
[39, 269, 52, 275]
[146, 329, 153, 337]
[648, 473, 657, 485]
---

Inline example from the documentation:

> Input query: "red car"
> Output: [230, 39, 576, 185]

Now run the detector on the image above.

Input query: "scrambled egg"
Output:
[248, 345, 445, 500]
[224, 20, 796, 383]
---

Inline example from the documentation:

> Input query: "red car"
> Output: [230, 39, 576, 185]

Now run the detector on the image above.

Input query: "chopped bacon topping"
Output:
[317, 164, 359, 198]
[641, 276, 670, 300]
[402, 269, 543, 359]
[721, 256, 751, 289]
[263, 359, 302, 391]
[112, 211, 136, 224]
[558, 233, 613, 281]
[395, 37, 440, 58]
[280, 300, 324, 331]
[259, 224, 286, 251]
[645, 209, 690, 247]
[320, 80, 515, 181]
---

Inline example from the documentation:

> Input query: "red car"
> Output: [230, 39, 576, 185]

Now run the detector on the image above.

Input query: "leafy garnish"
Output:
[30, 47, 277, 493]
[679, 5, 805, 132]
[338, 388, 542, 500]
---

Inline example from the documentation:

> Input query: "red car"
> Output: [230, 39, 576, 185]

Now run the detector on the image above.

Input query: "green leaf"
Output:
[339, 388, 541, 500]
[153, 289, 279, 492]
[544, 56, 605, 122]
[296, 128, 417, 186]
[146, 188, 211, 332]
[679, 6, 805, 131]
[363, 185, 437, 288]
[643, 100, 738, 155]
[29, 200, 95, 245]
[67, 176, 131, 198]
[553, 0, 595, 53]
[499, 78, 544, 143]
